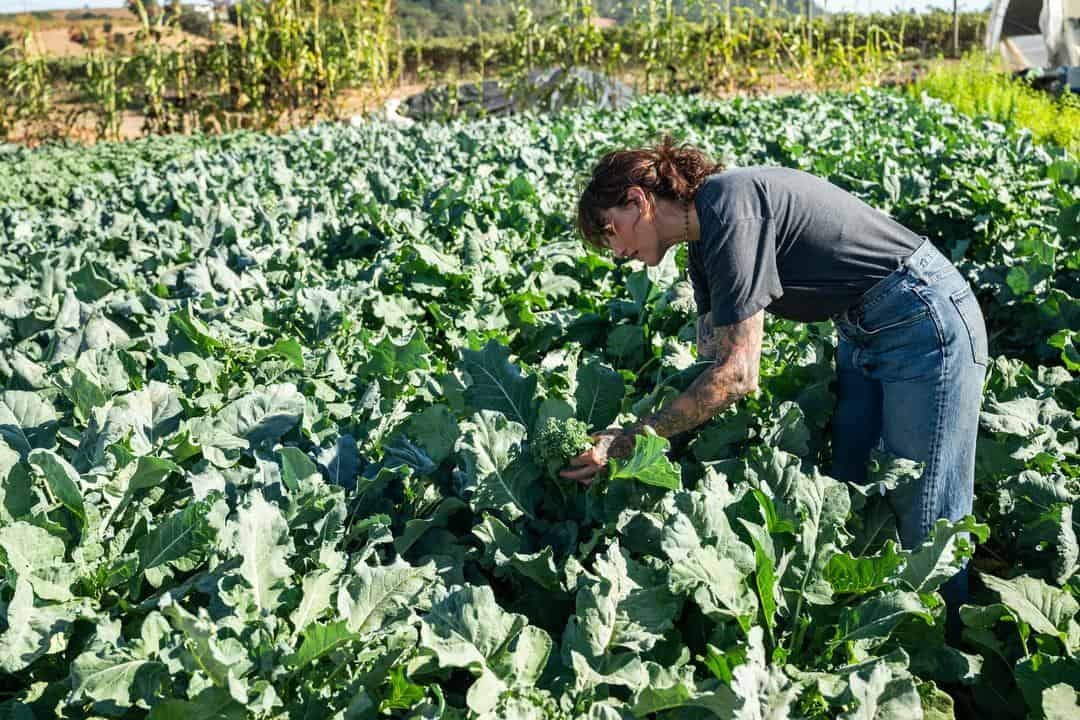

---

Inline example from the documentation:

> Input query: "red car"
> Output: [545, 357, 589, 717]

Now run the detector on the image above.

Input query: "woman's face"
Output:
[600, 189, 665, 266]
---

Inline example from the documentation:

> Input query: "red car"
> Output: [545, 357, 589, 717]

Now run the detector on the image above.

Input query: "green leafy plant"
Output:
[607, 429, 680, 490]
[913, 51, 1080, 156]
[0, 89, 1075, 719]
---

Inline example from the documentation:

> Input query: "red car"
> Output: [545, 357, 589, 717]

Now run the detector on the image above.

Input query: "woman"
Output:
[563, 137, 988, 627]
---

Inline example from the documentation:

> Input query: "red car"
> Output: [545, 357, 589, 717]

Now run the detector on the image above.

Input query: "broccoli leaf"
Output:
[608, 431, 680, 490]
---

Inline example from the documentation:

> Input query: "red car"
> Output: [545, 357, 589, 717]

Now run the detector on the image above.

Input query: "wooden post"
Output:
[952, 0, 960, 57]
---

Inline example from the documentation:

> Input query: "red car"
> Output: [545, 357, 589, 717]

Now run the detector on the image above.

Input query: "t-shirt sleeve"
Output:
[698, 213, 784, 326]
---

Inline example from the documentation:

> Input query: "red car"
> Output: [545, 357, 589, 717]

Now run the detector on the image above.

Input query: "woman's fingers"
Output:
[567, 448, 599, 467]
[559, 464, 602, 482]
[567, 451, 589, 467]
[560, 430, 620, 483]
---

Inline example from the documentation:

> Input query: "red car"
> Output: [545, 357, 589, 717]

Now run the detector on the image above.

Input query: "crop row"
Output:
[1, 4, 989, 143]
[0, 91, 1076, 718]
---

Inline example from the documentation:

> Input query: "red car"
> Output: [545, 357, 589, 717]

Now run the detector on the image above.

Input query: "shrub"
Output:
[178, 9, 214, 39]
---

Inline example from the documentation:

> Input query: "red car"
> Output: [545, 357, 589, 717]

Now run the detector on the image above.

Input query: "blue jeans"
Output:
[831, 241, 988, 629]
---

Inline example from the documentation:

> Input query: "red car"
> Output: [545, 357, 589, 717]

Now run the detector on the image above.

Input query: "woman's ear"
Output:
[626, 186, 653, 219]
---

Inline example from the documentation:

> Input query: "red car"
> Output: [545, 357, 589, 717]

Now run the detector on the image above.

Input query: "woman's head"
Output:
[576, 136, 722, 265]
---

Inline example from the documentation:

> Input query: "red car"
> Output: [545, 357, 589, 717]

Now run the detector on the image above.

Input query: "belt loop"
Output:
[904, 239, 934, 282]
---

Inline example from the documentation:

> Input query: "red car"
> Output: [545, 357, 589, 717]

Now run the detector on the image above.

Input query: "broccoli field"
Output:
[0, 90, 1078, 719]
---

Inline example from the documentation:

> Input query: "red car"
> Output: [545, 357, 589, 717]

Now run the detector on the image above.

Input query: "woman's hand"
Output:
[559, 428, 633, 485]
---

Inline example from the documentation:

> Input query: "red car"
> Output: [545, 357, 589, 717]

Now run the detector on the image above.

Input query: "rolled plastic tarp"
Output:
[985, 0, 1012, 54]
[1039, 0, 1067, 66]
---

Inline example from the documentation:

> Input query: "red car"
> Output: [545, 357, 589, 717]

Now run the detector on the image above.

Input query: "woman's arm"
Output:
[637, 308, 762, 437]
[560, 309, 764, 482]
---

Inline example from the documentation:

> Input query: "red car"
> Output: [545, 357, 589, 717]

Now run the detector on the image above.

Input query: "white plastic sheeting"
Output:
[986, 0, 1080, 67]
[1041, 0, 1066, 64]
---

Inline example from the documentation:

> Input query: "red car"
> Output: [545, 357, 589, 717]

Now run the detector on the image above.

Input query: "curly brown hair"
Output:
[576, 135, 724, 248]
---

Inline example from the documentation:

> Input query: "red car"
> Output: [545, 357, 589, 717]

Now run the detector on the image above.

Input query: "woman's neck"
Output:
[656, 196, 701, 252]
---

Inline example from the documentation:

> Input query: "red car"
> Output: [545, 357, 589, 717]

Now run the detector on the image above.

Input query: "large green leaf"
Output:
[0, 579, 90, 672]
[137, 498, 216, 572]
[563, 542, 680, 661]
[832, 591, 933, 654]
[163, 602, 253, 687]
[397, 404, 460, 465]
[1053, 502, 1080, 586]
[981, 574, 1080, 639]
[336, 559, 436, 635]
[27, 448, 85, 525]
[289, 548, 346, 633]
[148, 688, 246, 720]
[69, 648, 168, 709]
[78, 382, 183, 464]
[766, 450, 850, 606]
[1043, 683, 1080, 720]
[456, 410, 541, 521]
[1015, 654, 1080, 717]
[420, 584, 551, 714]
[0, 521, 75, 601]
[669, 544, 757, 629]
[215, 384, 305, 448]
[840, 661, 923, 720]
[661, 488, 755, 573]
[225, 491, 294, 614]
[731, 627, 803, 719]
[460, 340, 537, 428]
[472, 515, 560, 590]
[278, 446, 319, 492]
[359, 330, 431, 379]
[630, 662, 736, 717]
[826, 542, 906, 596]
[574, 362, 624, 430]
[898, 516, 989, 594]
[0, 391, 58, 457]
[608, 431, 680, 490]
[169, 305, 224, 354]
[284, 620, 360, 669]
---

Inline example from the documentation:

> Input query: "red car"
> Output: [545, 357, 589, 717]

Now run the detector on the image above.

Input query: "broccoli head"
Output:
[533, 416, 592, 478]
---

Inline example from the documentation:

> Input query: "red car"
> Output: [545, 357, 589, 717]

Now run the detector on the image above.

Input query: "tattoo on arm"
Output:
[696, 314, 717, 359]
[616, 310, 763, 454]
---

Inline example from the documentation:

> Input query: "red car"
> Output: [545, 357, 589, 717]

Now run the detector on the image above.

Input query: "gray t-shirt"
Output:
[687, 167, 924, 325]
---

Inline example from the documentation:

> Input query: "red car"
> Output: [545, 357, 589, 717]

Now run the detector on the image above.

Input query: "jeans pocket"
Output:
[856, 308, 931, 336]
[854, 280, 930, 336]
[949, 287, 989, 368]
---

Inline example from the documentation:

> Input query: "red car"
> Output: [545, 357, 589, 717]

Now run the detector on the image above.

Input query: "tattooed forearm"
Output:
[696, 314, 717, 359]
[624, 310, 764, 448]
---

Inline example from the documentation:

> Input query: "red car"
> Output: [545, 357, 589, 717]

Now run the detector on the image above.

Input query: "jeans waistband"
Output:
[843, 239, 945, 320]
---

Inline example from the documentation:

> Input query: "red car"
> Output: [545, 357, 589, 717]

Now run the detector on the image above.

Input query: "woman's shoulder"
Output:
[703, 165, 808, 187]
[697, 166, 786, 219]
[700, 166, 833, 211]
